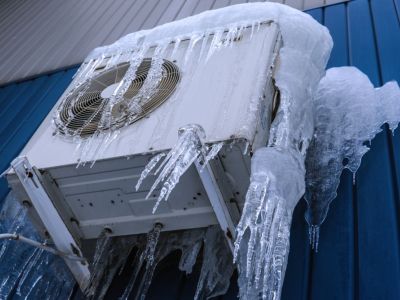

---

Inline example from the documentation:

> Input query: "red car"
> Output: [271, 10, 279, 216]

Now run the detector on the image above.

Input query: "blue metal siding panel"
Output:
[281, 201, 311, 300]
[0, 68, 77, 201]
[0, 1, 399, 299]
[300, 2, 400, 300]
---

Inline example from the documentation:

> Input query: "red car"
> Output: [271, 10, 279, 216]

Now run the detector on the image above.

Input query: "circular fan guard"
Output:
[56, 58, 180, 136]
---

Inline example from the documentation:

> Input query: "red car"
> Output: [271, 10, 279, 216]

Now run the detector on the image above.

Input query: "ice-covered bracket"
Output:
[4, 2, 332, 298]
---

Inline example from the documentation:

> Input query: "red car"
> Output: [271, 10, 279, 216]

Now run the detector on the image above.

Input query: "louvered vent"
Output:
[56, 59, 180, 136]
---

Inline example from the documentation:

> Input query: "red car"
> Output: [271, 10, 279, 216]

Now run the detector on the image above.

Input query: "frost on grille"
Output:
[305, 67, 400, 250]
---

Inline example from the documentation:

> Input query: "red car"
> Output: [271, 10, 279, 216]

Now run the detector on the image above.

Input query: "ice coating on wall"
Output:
[305, 67, 400, 250]
[0, 193, 75, 299]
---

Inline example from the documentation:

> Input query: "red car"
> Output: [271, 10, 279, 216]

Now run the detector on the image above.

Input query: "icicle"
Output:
[16, 248, 44, 296]
[223, 26, 238, 48]
[84, 230, 113, 296]
[99, 42, 149, 130]
[198, 32, 210, 62]
[0, 193, 75, 299]
[309, 225, 320, 252]
[24, 274, 43, 299]
[194, 226, 234, 300]
[206, 29, 224, 62]
[90, 236, 138, 299]
[178, 239, 202, 274]
[89, 130, 120, 167]
[105, 50, 123, 70]
[243, 141, 250, 155]
[184, 34, 203, 66]
[170, 37, 181, 59]
[0, 205, 27, 260]
[135, 153, 166, 191]
[127, 43, 168, 116]
[74, 39, 168, 168]
[250, 21, 256, 39]
[142, 223, 162, 267]
[144, 124, 206, 213]
[234, 148, 304, 300]
[121, 224, 162, 300]
[200, 142, 224, 171]
[76, 129, 121, 168]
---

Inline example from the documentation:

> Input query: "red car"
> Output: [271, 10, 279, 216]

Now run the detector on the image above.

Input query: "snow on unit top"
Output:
[305, 67, 400, 250]
[47, 2, 332, 167]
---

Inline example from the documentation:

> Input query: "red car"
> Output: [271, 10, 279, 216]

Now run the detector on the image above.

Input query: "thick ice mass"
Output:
[305, 67, 400, 250]
[234, 148, 304, 300]
[226, 3, 331, 300]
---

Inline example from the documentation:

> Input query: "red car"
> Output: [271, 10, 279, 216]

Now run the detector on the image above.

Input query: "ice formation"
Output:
[120, 223, 163, 300]
[127, 2, 331, 299]
[135, 124, 224, 214]
[85, 225, 232, 300]
[305, 67, 400, 250]
[0, 193, 75, 298]
[5, 2, 333, 299]
[234, 148, 304, 300]
[52, 2, 331, 168]
[226, 5, 330, 300]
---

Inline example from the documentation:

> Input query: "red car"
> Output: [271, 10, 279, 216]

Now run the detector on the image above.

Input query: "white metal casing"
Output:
[7, 22, 281, 241]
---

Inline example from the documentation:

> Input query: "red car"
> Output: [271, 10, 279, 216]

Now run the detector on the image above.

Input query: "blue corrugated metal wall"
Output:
[0, 0, 399, 299]
[284, 1, 400, 299]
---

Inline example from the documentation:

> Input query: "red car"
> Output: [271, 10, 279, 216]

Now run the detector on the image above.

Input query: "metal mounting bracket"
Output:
[194, 160, 236, 252]
[11, 157, 90, 291]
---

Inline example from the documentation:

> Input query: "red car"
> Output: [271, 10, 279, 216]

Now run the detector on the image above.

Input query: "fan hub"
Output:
[101, 83, 121, 99]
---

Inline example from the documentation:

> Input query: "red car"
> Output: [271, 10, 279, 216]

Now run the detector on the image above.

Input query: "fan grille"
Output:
[57, 58, 180, 136]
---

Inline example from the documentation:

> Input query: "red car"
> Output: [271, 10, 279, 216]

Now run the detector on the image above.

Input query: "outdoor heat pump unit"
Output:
[6, 21, 282, 289]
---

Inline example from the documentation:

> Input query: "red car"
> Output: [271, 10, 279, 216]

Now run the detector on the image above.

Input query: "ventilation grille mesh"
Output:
[57, 58, 180, 136]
